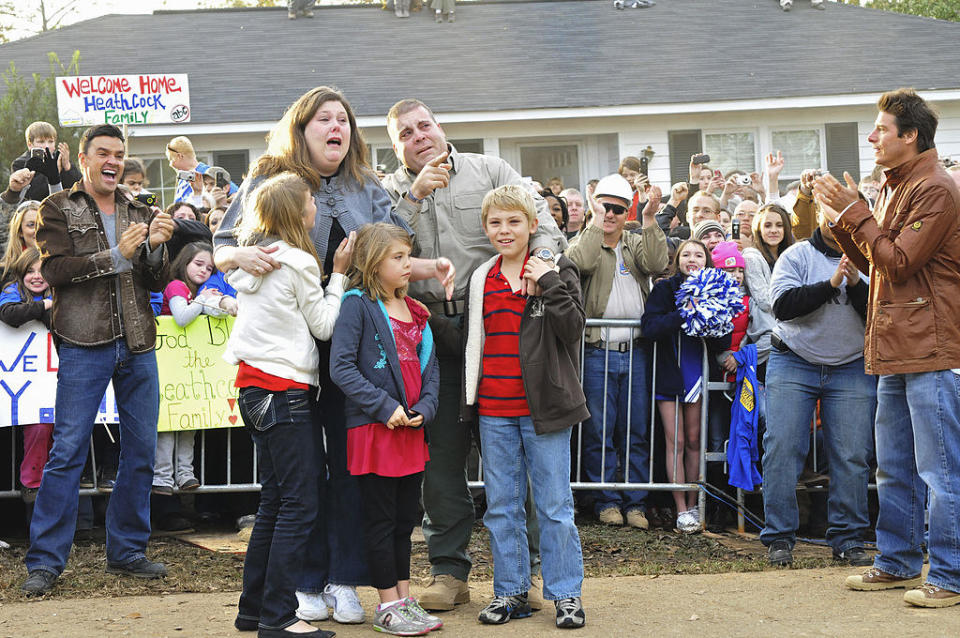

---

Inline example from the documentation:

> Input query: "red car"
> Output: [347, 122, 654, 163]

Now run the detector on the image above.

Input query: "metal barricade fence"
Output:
[1, 317, 755, 532]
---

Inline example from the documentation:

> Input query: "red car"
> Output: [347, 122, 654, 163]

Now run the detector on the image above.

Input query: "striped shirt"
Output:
[478, 256, 529, 417]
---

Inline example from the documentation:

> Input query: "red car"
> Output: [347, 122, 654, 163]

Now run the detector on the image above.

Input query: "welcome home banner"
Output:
[55, 74, 191, 127]
[0, 317, 240, 432]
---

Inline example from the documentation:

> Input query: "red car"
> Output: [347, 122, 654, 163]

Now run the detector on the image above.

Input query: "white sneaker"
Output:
[690, 508, 701, 523]
[295, 590, 329, 621]
[322, 583, 365, 624]
[676, 510, 701, 534]
[780, 0, 793, 10]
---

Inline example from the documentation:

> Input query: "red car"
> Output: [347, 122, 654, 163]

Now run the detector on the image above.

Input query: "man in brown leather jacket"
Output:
[21, 124, 174, 596]
[815, 88, 960, 609]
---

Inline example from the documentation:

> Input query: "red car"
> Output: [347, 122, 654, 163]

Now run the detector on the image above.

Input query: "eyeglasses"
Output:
[602, 202, 628, 216]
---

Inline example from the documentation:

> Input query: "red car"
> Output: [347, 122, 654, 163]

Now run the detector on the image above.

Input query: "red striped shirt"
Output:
[478, 257, 529, 417]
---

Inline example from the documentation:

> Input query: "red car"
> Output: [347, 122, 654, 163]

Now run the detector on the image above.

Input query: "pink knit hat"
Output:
[711, 241, 746, 269]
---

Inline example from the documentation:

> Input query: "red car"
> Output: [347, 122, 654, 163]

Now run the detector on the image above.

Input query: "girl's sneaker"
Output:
[322, 583, 365, 623]
[555, 597, 586, 629]
[676, 510, 700, 534]
[477, 593, 532, 625]
[403, 598, 443, 631]
[374, 600, 431, 636]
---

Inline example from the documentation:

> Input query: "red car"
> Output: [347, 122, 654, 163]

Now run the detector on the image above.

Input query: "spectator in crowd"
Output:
[617, 156, 649, 220]
[732, 200, 758, 248]
[22, 124, 174, 595]
[432, 0, 455, 22]
[656, 182, 689, 234]
[202, 166, 233, 210]
[780, 0, 824, 10]
[641, 240, 731, 534]
[0, 247, 53, 505]
[167, 202, 199, 221]
[288, 0, 315, 19]
[761, 209, 875, 567]
[743, 203, 795, 316]
[216, 86, 454, 626]
[688, 191, 721, 227]
[120, 157, 149, 196]
[566, 174, 668, 529]
[1, 200, 40, 282]
[2, 121, 80, 206]
[381, 97, 564, 611]
[816, 88, 960, 608]
[206, 207, 226, 234]
[719, 170, 764, 214]
[693, 219, 725, 252]
[546, 177, 564, 196]
[559, 188, 585, 238]
[542, 189, 568, 234]
[465, 185, 587, 629]
[791, 169, 823, 242]
[166, 136, 208, 205]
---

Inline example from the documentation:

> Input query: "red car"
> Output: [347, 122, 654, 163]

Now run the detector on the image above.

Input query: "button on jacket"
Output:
[833, 149, 960, 375]
[36, 182, 168, 353]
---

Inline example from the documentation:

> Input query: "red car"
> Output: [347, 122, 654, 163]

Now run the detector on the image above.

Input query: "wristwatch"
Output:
[532, 248, 556, 263]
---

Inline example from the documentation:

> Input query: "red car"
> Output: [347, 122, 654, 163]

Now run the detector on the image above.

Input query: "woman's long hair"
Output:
[1, 200, 40, 283]
[236, 172, 322, 271]
[751, 203, 795, 267]
[249, 86, 373, 191]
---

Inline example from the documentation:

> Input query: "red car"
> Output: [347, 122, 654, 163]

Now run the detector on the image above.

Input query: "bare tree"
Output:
[0, 0, 92, 43]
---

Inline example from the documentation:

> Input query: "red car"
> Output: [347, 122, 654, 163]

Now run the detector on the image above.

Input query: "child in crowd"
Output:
[330, 222, 441, 636]
[0, 248, 53, 503]
[226, 172, 348, 638]
[641, 239, 732, 534]
[464, 185, 587, 629]
[3, 121, 80, 205]
[1, 200, 40, 281]
[121, 158, 149, 196]
[152, 242, 229, 496]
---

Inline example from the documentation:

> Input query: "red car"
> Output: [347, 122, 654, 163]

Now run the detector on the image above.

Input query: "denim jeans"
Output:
[26, 340, 159, 575]
[760, 350, 876, 553]
[581, 346, 651, 514]
[479, 415, 583, 600]
[873, 371, 960, 592]
[237, 387, 319, 631]
[298, 343, 368, 591]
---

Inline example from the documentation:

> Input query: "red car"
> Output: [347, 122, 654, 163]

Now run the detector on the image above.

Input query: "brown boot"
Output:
[845, 567, 923, 591]
[527, 574, 543, 611]
[904, 583, 960, 608]
[418, 574, 470, 611]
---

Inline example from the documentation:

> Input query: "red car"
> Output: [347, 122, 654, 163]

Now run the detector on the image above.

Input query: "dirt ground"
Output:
[2, 567, 959, 638]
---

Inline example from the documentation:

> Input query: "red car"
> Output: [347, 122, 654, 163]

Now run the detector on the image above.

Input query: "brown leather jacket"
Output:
[833, 149, 960, 375]
[36, 181, 168, 353]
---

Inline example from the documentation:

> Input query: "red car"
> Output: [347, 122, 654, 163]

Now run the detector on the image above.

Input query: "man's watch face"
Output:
[534, 248, 555, 261]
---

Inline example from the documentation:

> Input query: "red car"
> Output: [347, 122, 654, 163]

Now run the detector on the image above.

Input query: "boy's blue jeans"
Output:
[873, 371, 960, 593]
[26, 341, 158, 576]
[479, 415, 583, 601]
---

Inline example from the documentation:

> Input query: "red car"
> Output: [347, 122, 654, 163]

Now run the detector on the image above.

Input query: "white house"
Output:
[2, 0, 959, 207]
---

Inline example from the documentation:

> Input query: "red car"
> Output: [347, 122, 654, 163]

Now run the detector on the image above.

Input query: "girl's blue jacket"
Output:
[640, 272, 731, 397]
[330, 289, 440, 431]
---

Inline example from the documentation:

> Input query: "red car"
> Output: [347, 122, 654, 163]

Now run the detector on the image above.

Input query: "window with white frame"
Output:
[703, 132, 756, 174]
[771, 129, 823, 178]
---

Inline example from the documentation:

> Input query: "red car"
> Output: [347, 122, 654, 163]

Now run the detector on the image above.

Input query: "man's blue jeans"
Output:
[479, 415, 583, 601]
[760, 350, 876, 553]
[26, 340, 159, 575]
[581, 346, 650, 515]
[873, 371, 960, 593]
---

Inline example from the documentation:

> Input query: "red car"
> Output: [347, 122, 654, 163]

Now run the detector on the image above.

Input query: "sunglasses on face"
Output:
[602, 202, 628, 216]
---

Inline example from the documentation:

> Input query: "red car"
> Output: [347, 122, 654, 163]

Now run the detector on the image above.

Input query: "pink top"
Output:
[161, 280, 191, 315]
[346, 298, 430, 477]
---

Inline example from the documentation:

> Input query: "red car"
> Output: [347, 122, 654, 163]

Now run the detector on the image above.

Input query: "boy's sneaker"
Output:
[478, 593, 532, 625]
[295, 590, 329, 621]
[374, 599, 430, 635]
[322, 583, 365, 623]
[403, 598, 443, 631]
[555, 597, 586, 629]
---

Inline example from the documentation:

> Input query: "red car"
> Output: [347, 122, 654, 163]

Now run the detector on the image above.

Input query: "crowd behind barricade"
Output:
[1, 86, 959, 635]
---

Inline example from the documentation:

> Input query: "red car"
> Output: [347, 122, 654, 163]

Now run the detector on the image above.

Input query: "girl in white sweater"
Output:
[227, 172, 352, 638]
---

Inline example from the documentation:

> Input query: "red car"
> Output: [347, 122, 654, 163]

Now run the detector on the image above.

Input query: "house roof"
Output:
[1, 0, 958, 125]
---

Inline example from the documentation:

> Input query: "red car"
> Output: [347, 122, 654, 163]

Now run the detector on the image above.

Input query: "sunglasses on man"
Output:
[602, 202, 628, 216]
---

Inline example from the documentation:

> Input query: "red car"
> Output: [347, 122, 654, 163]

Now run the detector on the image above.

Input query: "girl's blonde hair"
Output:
[236, 172, 321, 269]
[347, 223, 413, 301]
[249, 86, 372, 192]
[8, 247, 49, 300]
[2, 200, 41, 283]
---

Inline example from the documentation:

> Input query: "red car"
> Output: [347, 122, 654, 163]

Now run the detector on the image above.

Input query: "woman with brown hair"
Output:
[742, 203, 795, 314]
[214, 86, 453, 630]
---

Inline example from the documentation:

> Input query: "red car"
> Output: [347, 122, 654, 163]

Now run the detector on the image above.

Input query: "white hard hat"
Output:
[594, 174, 633, 205]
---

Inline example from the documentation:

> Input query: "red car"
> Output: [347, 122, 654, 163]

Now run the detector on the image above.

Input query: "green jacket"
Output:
[564, 222, 668, 344]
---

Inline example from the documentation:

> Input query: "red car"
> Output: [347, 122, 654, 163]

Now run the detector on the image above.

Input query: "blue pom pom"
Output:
[674, 268, 746, 337]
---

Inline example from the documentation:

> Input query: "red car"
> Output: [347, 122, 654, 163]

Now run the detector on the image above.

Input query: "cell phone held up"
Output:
[731, 219, 741, 240]
[639, 156, 649, 176]
[31, 148, 46, 160]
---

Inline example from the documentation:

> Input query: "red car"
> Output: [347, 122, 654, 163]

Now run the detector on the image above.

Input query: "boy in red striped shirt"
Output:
[462, 185, 588, 629]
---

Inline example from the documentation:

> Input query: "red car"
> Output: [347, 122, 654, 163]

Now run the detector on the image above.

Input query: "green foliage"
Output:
[0, 50, 82, 184]
[837, 0, 960, 21]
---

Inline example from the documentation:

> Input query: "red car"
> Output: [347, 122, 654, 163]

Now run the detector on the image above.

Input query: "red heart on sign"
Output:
[228, 398, 236, 411]
[229, 415, 238, 425]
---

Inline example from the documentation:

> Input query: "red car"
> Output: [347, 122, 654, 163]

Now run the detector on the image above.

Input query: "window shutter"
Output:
[669, 129, 702, 185]
[825, 123, 860, 183]
[212, 150, 250, 187]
